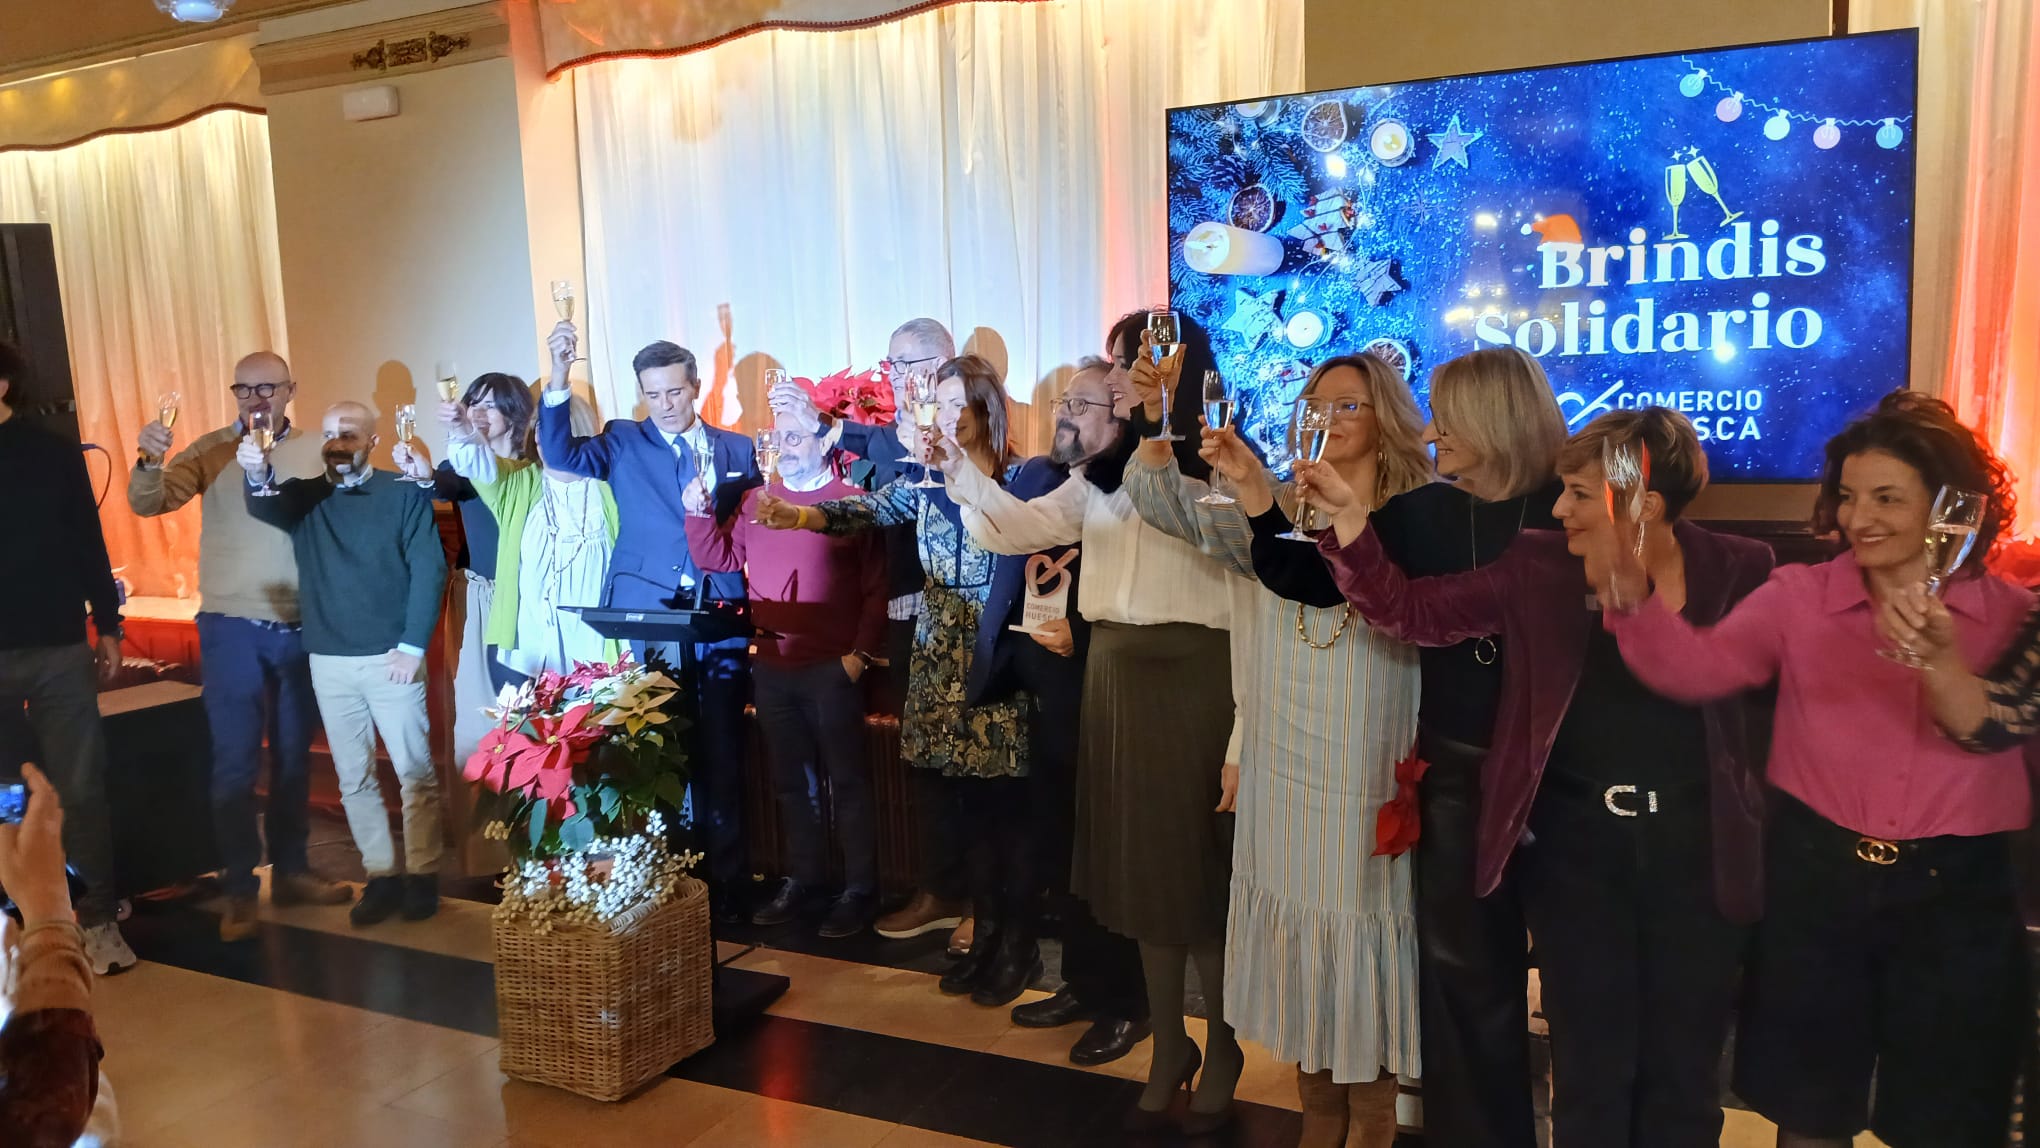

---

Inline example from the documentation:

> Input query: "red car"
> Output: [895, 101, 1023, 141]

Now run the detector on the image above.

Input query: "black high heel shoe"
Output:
[1122, 1044, 1201, 1132]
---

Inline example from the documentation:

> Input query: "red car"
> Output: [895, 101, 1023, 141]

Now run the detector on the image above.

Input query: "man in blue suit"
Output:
[966, 436, 1150, 1067]
[540, 322, 759, 920]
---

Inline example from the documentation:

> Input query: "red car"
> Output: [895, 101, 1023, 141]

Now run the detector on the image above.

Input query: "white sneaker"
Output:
[83, 922, 138, 976]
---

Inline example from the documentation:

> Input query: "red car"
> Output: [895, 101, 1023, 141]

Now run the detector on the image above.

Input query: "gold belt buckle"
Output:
[1854, 836, 1901, 866]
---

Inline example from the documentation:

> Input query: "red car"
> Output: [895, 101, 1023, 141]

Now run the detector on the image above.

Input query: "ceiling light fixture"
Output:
[154, 0, 236, 23]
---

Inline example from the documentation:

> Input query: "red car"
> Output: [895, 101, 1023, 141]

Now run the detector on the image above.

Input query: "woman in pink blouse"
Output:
[1603, 392, 2030, 1148]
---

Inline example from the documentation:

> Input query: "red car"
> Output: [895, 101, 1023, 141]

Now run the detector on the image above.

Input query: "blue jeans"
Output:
[196, 613, 318, 898]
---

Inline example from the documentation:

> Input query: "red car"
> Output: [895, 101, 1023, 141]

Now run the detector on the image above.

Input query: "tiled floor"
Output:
[90, 875, 1890, 1148]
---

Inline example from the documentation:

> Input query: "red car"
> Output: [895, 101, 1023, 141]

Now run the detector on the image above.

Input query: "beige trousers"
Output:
[308, 652, 444, 877]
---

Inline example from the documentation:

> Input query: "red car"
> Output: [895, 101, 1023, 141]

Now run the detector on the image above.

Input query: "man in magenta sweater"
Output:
[685, 416, 888, 938]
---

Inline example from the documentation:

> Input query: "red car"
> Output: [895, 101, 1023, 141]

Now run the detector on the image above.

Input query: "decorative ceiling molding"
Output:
[252, 1, 506, 94]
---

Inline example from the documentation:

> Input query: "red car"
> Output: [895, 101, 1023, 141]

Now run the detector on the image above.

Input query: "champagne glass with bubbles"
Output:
[248, 407, 280, 497]
[751, 429, 781, 524]
[1278, 397, 1335, 541]
[550, 280, 588, 363]
[140, 390, 182, 466]
[395, 403, 434, 487]
[1881, 485, 1987, 666]
[909, 368, 944, 488]
[1197, 370, 1237, 506]
[1146, 309, 1183, 443]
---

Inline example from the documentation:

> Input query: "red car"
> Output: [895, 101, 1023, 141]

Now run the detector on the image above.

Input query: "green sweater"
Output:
[469, 458, 621, 657]
[245, 470, 448, 656]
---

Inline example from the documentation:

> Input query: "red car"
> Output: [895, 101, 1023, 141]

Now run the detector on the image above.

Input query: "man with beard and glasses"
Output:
[128, 352, 353, 942]
[933, 355, 1242, 1124]
[241, 401, 448, 927]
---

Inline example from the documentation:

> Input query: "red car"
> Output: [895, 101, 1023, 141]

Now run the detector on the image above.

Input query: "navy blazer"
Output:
[966, 455, 1091, 706]
[538, 396, 758, 609]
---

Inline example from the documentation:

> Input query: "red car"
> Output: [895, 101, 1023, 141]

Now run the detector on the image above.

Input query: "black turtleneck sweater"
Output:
[0, 414, 122, 650]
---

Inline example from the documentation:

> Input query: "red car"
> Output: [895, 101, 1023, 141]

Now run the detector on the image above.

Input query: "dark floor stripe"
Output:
[118, 899, 1323, 1148]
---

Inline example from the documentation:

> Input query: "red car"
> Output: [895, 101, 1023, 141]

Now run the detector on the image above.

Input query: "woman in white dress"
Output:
[1124, 352, 1431, 1148]
[442, 392, 620, 677]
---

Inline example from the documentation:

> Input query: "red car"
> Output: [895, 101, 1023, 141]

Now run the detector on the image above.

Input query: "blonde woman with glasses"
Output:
[1126, 351, 1435, 1145]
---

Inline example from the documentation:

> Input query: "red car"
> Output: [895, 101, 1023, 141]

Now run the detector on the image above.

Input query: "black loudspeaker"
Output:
[100, 683, 219, 897]
[0, 223, 78, 444]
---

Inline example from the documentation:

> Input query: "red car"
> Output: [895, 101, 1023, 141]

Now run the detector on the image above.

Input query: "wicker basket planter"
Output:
[494, 874, 715, 1100]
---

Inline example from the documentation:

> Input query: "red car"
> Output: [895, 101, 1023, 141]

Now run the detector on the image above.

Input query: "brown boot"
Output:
[1297, 1067, 1348, 1148]
[1345, 1076, 1399, 1148]
[873, 891, 966, 939]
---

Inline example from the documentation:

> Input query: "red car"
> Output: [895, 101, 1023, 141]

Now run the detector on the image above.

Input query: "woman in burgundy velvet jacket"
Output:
[1299, 407, 1774, 1148]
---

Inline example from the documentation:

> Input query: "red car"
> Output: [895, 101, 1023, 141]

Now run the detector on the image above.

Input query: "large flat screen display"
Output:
[1166, 31, 1919, 482]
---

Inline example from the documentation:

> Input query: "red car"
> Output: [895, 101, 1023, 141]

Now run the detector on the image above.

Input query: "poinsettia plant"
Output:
[808, 364, 895, 426]
[465, 653, 691, 863]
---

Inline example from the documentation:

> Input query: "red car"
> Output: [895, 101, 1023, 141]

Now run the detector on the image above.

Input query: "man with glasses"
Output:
[769, 317, 974, 944]
[683, 414, 887, 938]
[129, 352, 351, 942]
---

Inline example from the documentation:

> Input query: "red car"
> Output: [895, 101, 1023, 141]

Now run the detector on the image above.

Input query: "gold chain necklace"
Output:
[1296, 602, 1357, 649]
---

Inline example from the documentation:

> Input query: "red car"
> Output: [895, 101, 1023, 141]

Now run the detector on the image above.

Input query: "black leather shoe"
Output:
[938, 924, 1000, 995]
[817, 891, 875, 939]
[1012, 987, 1091, 1029]
[971, 947, 1043, 1008]
[400, 874, 439, 921]
[750, 879, 807, 927]
[1070, 1017, 1152, 1066]
[350, 876, 404, 927]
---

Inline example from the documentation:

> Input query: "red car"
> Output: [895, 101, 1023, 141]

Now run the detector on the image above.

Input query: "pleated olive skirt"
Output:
[1072, 620, 1235, 945]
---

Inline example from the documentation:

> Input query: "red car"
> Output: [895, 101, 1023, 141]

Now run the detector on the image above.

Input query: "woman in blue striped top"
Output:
[1124, 352, 1433, 1147]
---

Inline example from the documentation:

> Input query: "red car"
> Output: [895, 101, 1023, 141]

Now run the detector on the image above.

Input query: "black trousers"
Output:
[1518, 774, 1746, 1148]
[1734, 793, 2025, 1148]
[753, 659, 877, 895]
[1414, 732, 1538, 1148]
[1007, 638, 1147, 1020]
[949, 773, 1033, 949]
[640, 638, 750, 894]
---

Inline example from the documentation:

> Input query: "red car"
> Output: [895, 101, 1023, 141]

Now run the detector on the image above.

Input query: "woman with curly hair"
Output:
[1603, 391, 2033, 1148]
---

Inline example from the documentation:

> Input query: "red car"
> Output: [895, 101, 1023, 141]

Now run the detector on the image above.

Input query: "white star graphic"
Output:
[1428, 115, 1485, 170]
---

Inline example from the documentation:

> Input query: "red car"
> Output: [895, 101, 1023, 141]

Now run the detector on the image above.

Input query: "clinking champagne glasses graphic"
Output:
[1663, 148, 1740, 239]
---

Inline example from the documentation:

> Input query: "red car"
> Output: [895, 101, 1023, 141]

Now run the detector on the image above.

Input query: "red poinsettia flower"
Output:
[529, 669, 570, 710]
[503, 702, 603, 797]
[464, 725, 538, 791]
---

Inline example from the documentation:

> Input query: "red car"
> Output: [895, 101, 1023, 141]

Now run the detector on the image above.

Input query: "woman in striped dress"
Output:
[1124, 352, 1432, 1148]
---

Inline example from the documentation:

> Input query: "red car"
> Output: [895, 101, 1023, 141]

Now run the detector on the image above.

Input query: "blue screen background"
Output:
[1166, 31, 1918, 482]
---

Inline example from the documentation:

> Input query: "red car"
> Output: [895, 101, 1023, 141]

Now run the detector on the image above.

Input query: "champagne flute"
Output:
[395, 403, 434, 487]
[139, 390, 182, 466]
[550, 281, 589, 363]
[1147, 308, 1183, 443]
[1662, 163, 1690, 241]
[248, 407, 280, 497]
[1197, 370, 1237, 506]
[1277, 398, 1335, 541]
[751, 429, 781, 524]
[1880, 485, 1987, 666]
[434, 360, 462, 404]
[908, 369, 944, 489]
[1685, 154, 1741, 226]
[1601, 437, 1649, 610]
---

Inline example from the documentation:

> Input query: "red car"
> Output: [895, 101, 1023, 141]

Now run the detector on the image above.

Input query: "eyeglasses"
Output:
[1326, 398, 1374, 420]
[1054, 396, 1114, 417]
[883, 354, 942, 374]
[777, 431, 813, 449]
[231, 382, 289, 399]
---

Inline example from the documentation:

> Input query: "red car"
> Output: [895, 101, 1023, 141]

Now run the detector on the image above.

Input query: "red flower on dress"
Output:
[464, 726, 538, 791]
[1372, 746, 1431, 859]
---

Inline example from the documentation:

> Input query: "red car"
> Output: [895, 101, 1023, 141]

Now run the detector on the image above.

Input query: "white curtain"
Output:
[0, 109, 289, 599]
[572, 0, 1305, 453]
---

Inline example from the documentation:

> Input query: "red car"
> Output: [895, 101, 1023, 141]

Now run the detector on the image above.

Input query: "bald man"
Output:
[242, 402, 449, 928]
[131, 352, 352, 943]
